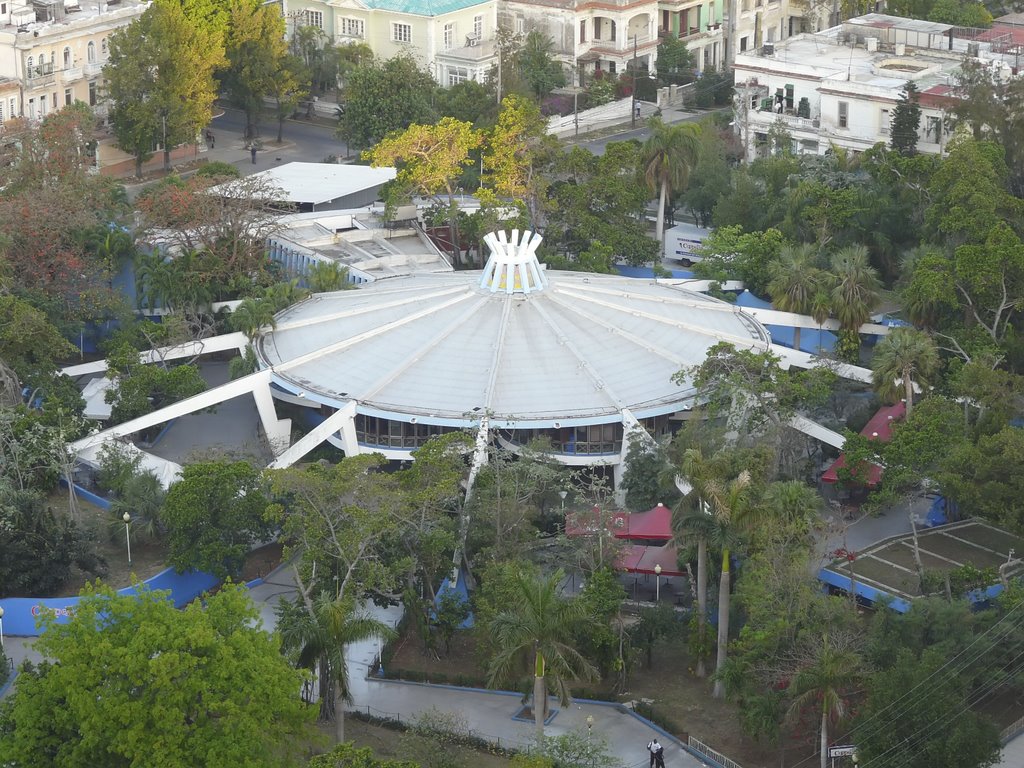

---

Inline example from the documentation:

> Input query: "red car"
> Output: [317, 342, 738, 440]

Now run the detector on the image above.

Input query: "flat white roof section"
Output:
[212, 163, 397, 207]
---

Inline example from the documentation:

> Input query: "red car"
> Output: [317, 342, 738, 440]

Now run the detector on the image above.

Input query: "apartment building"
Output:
[0, 0, 146, 126]
[281, 0, 499, 86]
[731, 14, 1016, 161]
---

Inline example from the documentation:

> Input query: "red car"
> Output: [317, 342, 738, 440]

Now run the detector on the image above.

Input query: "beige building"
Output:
[0, 0, 147, 126]
[282, 0, 498, 85]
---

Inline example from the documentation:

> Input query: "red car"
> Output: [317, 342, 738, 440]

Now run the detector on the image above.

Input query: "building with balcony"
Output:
[281, 0, 498, 86]
[0, 0, 146, 122]
[499, 0, 663, 81]
[730, 14, 1016, 161]
[254, 229, 772, 484]
[657, 0, 722, 72]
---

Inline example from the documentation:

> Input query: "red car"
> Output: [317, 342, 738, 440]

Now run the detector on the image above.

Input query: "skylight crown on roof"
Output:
[480, 230, 547, 295]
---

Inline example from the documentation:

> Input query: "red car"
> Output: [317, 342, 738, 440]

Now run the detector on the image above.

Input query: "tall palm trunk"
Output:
[819, 710, 828, 768]
[333, 681, 346, 743]
[695, 536, 708, 678]
[903, 367, 915, 417]
[656, 178, 668, 244]
[533, 649, 546, 740]
[713, 548, 731, 699]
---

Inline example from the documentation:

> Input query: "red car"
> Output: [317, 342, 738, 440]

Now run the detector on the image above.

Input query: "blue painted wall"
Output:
[0, 568, 221, 637]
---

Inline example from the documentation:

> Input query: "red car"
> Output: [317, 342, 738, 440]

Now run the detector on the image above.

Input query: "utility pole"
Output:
[573, 58, 579, 137]
[630, 34, 638, 128]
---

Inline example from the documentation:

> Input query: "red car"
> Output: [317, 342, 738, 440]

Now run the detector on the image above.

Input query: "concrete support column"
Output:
[252, 377, 292, 456]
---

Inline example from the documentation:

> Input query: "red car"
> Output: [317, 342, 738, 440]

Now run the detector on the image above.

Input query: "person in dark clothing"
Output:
[250, 145, 257, 164]
[647, 739, 662, 768]
[206, 131, 215, 149]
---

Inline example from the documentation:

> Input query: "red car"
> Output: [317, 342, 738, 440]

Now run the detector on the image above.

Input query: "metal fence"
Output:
[1001, 713, 1024, 744]
[688, 736, 744, 768]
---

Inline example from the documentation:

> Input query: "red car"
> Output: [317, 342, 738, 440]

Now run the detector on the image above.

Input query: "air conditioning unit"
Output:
[761, 43, 775, 56]
[967, 42, 980, 57]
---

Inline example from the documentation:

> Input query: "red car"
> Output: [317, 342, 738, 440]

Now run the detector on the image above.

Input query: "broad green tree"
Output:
[855, 648, 1000, 768]
[306, 261, 352, 292]
[482, 95, 552, 229]
[517, 30, 566, 99]
[642, 118, 701, 244]
[277, 592, 394, 742]
[160, 460, 273, 578]
[338, 55, 437, 150]
[365, 117, 482, 262]
[870, 328, 939, 418]
[485, 569, 598, 739]
[0, 584, 313, 767]
[223, 0, 290, 140]
[105, 1, 224, 175]
[272, 54, 311, 143]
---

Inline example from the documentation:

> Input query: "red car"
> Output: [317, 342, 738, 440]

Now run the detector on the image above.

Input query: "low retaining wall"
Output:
[0, 567, 220, 637]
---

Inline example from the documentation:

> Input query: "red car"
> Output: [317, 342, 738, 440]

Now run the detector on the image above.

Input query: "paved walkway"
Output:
[247, 568, 711, 768]
[995, 732, 1024, 768]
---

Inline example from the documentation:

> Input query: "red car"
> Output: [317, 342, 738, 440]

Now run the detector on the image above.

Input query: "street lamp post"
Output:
[574, 60, 580, 137]
[586, 714, 594, 742]
[654, 563, 662, 603]
[122, 512, 132, 567]
[630, 34, 639, 128]
[559, 489, 568, 514]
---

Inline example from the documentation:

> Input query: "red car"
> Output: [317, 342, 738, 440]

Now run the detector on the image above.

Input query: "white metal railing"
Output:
[688, 736, 745, 768]
[1001, 714, 1024, 744]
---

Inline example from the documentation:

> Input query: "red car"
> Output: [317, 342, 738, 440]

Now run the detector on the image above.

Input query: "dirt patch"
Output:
[52, 490, 169, 596]
[48, 491, 284, 598]
[387, 623, 811, 768]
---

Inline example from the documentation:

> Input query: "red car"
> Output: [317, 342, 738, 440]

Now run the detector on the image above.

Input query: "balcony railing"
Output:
[585, 32, 658, 57]
[84, 62, 103, 77]
[24, 62, 56, 88]
[63, 66, 83, 82]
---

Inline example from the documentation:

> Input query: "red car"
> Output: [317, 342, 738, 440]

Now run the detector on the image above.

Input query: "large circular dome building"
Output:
[256, 231, 771, 480]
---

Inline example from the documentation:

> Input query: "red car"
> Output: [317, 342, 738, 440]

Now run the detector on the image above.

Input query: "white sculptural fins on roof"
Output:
[479, 230, 547, 294]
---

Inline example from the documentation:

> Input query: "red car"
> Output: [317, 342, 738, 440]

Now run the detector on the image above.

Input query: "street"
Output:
[206, 106, 350, 171]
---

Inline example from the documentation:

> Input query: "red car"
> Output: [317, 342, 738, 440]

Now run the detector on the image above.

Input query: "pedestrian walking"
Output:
[655, 742, 666, 768]
[635, 103, 642, 119]
[206, 131, 215, 149]
[647, 739, 662, 768]
[250, 145, 257, 164]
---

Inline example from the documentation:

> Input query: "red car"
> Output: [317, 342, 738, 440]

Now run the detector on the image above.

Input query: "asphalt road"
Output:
[207, 106, 350, 167]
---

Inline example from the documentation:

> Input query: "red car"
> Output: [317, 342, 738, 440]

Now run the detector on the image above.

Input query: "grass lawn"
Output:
[320, 719, 512, 768]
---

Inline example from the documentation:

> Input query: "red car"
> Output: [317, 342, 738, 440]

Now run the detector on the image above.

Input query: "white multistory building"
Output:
[732, 13, 1019, 160]
[0, 0, 147, 126]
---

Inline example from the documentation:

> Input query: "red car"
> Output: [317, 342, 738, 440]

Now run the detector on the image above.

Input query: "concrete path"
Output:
[248, 568, 710, 768]
[995, 732, 1024, 768]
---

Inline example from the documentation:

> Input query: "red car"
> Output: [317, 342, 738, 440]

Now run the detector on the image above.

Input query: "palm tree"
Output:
[263, 278, 310, 311]
[786, 633, 865, 768]
[871, 327, 939, 418]
[306, 261, 352, 293]
[674, 446, 724, 679]
[229, 298, 277, 340]
[830, 245, 881, 331]
[643, 120, 701, 245]
[485, 569, 598, 740]
[761, 480, 821, 529]
[830, 246, 882, 362]
[766, 244, 827, 353]
[277, 592, 395, 743]
[706, 470, 753, 699]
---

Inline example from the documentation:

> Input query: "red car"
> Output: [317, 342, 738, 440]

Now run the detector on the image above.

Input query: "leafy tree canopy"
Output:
[0, 583, 313, 766]
[161, 460, 273, 578]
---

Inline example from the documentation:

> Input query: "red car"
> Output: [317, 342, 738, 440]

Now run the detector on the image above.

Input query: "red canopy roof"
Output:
[565, 503, 673, 541]
[615, 542, 683, 576]
[821, 402, 906, 488]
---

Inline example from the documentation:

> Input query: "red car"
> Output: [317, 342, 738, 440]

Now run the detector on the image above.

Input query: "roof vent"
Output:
[480, 229, 547, 295]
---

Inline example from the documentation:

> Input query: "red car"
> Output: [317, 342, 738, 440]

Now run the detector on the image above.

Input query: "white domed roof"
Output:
[256, 233, 769, 427]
